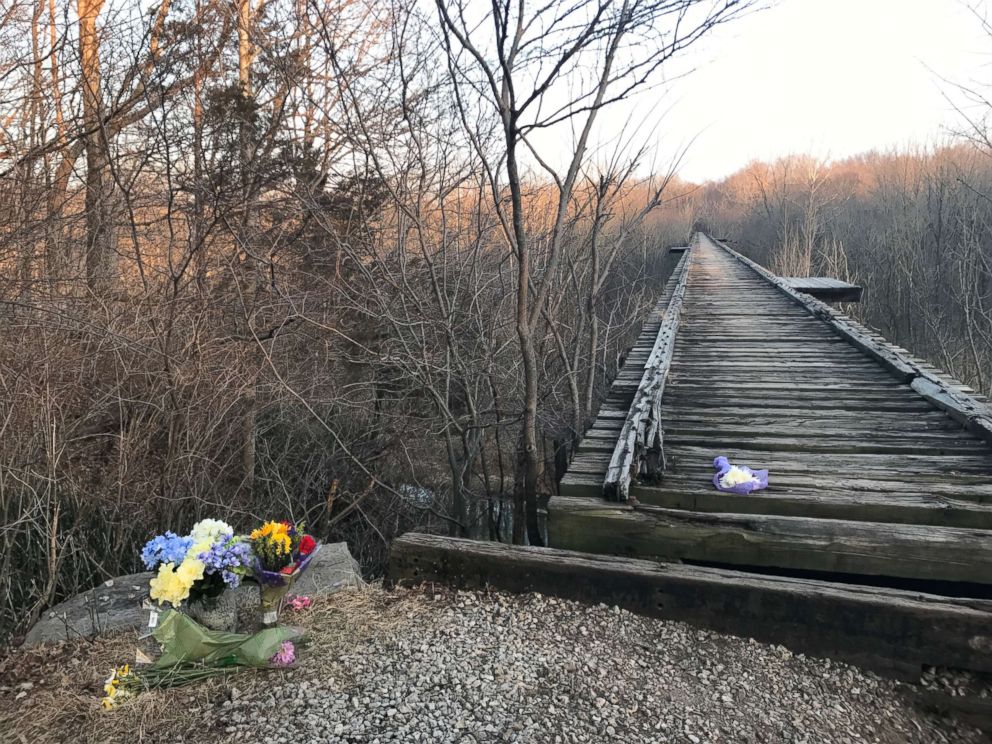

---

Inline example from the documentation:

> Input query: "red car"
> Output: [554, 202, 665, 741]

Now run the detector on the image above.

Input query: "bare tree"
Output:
[435, 0, 749, 543]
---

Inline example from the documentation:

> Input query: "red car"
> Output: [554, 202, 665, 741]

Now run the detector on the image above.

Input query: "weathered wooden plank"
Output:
[663, 445, 992, 474]
[662, 416, 964, 434]
[548, 495, 992, 584]
[663, 397, 936, 413]
[629, 479, 992, 528]
[650, 433, 987, 456]
[666, 463, 992, 487]
[603, 244, 693, 500]
[782, 276, 864, 302]
[388, 533, 992, 676]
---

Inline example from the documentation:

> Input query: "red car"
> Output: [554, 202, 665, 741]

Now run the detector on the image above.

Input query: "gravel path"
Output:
[217, 587, 984, 744]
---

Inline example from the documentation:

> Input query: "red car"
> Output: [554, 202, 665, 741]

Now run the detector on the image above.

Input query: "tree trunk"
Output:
[78, 0, 115, 293]
[517, 325, 543, 545]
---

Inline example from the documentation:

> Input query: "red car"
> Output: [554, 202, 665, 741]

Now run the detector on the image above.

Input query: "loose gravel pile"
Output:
[217, 586, 983, 744]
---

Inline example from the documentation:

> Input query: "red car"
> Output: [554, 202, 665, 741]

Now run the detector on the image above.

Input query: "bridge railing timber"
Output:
[602, 238, 694, 501]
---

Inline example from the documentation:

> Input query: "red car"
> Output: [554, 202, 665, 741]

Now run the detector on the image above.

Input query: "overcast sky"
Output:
[640, 0, 992, 182]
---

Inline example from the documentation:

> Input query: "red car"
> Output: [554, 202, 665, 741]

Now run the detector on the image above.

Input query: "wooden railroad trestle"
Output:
[391, 232, 992, 679]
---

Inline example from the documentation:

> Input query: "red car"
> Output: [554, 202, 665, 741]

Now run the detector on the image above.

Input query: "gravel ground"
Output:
[215, 586, 985, 744]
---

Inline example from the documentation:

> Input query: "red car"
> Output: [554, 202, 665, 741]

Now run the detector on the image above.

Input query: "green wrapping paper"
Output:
[151, 609, 304, 669]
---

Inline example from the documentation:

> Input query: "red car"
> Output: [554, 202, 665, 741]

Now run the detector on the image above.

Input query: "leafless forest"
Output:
[1, 0, 990, 643]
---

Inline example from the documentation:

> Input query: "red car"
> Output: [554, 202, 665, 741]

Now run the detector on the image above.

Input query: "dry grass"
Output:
[0, 583, 428, 744]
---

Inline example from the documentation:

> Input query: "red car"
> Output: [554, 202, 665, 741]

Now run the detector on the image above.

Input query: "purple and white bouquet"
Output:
[712, 456, 768, 495]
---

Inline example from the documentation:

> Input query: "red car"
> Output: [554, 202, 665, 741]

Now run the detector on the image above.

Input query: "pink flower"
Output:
[270, 641, 295, 667]
[287, 595, 312, 611]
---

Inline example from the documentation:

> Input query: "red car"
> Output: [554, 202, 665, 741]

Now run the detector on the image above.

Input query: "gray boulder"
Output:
[22, 542, 363, 646]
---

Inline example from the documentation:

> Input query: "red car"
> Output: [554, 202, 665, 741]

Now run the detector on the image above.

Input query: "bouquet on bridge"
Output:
[712, 456, 768, 495]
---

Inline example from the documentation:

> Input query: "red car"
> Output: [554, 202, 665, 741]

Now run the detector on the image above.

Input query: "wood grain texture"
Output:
[548, 496, 992, 584]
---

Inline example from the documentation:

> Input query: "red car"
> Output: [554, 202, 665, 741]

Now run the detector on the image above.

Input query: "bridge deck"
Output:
[555, 234, 992, 586]
[392, 233, 992, 677]
[639, 236, 992, 522]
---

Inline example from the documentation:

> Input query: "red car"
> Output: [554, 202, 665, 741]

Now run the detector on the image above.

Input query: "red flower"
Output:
[299, 535, 316, 556]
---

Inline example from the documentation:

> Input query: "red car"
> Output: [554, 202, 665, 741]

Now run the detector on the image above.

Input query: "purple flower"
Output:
[270, 641, 295, 667]
[712, 456, 768, 495]
[198, 537, 253, 588]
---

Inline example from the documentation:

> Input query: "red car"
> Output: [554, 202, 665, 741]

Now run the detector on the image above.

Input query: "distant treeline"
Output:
[660, 145, 992, 397]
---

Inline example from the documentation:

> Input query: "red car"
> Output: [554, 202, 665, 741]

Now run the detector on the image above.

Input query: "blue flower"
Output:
[140, 532, 192, 571]
[198, 536, 253, 588]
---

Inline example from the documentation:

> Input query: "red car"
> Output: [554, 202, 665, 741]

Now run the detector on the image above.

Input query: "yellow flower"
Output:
[149, 557, 205, 607]
[100, 664, 136, 710]
[250, 521, 288, 540]
[176, 557, 205, 585]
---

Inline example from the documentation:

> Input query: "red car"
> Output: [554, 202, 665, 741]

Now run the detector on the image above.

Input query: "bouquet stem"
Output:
[259, 582, 291, 628]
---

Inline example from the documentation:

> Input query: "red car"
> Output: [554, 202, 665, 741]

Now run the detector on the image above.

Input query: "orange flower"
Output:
[250, 521, 289, 540]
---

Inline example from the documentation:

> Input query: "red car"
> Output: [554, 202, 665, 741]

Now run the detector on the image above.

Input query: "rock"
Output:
[21, 542, 362, 646]
[22, 570, 153, 646]
[292, 542, 364, 597]
[186, 584, 259, 632]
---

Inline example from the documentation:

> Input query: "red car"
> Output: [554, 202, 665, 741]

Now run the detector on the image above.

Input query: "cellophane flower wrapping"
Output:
[253, 543, 319, 586]
[712, 455, 768, 495]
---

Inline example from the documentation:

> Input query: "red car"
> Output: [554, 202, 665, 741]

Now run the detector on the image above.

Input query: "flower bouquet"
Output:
[141, 519, 253, 625]
[249, 521, 319, 627]
[712, 455, 768, 495]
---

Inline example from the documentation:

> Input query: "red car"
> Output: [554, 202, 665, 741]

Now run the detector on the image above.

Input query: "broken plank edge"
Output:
[604, 239, 694, 501]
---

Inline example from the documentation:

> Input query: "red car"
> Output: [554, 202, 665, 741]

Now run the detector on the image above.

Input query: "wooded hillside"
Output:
[0, 0, 747, 640]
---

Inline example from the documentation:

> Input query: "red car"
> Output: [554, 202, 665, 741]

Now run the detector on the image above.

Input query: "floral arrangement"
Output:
[101, 664, 137, 710]
[247, 521, 319, 628]
[249, 521, 317, 575]
[712, 455, 768, 495]
[286, 595, 312, 611]
[142, 519, 253, 607]
[270, 641, 296, 667]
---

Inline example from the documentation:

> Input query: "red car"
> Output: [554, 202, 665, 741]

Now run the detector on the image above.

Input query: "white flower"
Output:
[187, 519, 233, 554]
[719, 466, 759, 489]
